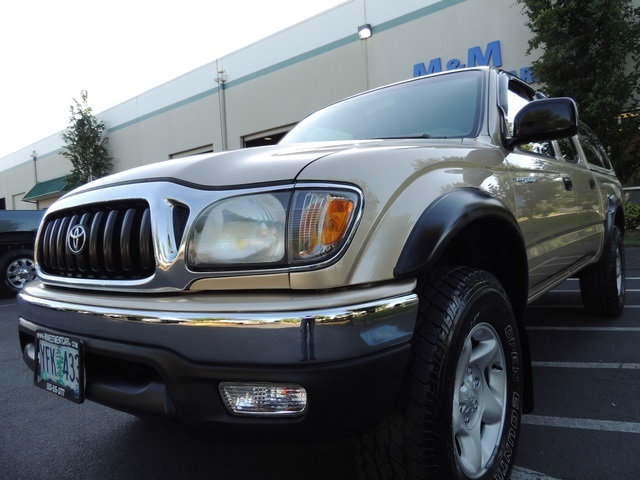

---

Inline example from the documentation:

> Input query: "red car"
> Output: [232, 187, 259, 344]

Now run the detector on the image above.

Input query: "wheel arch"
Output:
[599, 193, 625, 260]
[393, 187, 534, 411]
[610, 195, 625, 236]
[393, 188, 527, 315]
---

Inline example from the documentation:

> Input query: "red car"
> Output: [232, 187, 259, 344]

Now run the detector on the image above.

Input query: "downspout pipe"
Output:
[216, 70, 228, 151]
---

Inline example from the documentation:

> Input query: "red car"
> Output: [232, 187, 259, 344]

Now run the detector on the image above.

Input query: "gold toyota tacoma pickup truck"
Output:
[17, 67, 626, 480]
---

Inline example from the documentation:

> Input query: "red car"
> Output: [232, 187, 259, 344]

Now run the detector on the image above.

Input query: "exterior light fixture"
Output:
[358, 24, 372, 40]
[215, 70, 228, 84]
[219, 382, 308, 417]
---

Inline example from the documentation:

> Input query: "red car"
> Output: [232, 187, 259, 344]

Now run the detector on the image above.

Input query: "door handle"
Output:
[588, 178, 596, 189]
[562, 176, 573, 191]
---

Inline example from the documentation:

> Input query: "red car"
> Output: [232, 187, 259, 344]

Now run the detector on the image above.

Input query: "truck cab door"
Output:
[552, 135, 604, 260]
[502, 82, 583, 290]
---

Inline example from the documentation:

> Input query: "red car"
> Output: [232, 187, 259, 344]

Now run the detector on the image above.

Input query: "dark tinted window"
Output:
[555, 137, 579, 163]
[578, 123, 613, 170]
[0, 210, 44, 233]
[281, 70, 484, 143]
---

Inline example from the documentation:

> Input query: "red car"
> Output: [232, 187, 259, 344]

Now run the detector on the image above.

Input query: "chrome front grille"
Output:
[38, 201, 155, 280]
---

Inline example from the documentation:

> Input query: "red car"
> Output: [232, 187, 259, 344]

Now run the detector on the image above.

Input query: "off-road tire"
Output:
[579, 227, 625, 317]
[354, 267, 523, 480]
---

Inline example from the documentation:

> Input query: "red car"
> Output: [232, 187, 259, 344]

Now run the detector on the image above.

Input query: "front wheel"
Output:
[355, 267, 523, 479]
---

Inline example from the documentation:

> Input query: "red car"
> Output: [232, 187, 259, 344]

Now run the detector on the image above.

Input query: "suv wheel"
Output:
[1, 249, 36, 295]
[354, 267, 523, 479]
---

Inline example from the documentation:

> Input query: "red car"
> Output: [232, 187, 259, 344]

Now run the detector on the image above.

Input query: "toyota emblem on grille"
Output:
[67, 225, 87, 255]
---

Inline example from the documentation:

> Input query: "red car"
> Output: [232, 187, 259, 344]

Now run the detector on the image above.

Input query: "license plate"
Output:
[34, 331, 84, 403]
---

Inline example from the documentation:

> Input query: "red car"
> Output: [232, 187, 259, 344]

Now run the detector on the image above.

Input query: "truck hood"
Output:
[68, 142, 366, 194]
[65, 139, 471, 196]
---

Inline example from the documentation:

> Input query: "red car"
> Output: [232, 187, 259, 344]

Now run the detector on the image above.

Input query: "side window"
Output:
[578, 123, 613, 171]
[554, 137, 579, 163]
[505, 84, 555, 158]
[580, 136, 606, 168]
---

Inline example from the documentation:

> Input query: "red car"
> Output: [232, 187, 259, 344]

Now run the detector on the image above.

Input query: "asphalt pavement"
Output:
[1, 254, 639, 479]
[626, 246, 640, 269]
[512, 252, 640, 480]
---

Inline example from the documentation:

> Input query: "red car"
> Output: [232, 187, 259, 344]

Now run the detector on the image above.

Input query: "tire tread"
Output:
[354, 266, 520, 479]
[580, 228, 625, 317]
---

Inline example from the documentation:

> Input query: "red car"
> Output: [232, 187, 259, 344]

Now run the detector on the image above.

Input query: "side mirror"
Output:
[506, 97, 578, 149]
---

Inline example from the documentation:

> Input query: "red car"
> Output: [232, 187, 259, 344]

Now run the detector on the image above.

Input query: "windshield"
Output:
[281, 70, 484, 144]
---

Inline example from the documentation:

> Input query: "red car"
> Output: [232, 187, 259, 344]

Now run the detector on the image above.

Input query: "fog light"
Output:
[220, 382, 307, 417]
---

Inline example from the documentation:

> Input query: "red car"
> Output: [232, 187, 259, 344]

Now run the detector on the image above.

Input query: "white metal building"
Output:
[0, 0, 582, 209]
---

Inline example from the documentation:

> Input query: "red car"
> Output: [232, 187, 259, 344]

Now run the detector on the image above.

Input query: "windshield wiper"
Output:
[371, 134, 433, 140]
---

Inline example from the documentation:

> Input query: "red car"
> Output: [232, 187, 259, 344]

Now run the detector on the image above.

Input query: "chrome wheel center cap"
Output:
[459, 364, 483, 429]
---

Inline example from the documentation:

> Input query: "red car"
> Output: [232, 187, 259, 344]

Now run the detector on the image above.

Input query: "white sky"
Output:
[0, 0, 344, 158]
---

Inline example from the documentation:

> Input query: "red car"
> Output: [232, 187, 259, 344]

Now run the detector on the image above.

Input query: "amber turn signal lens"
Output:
[322, 198, 354, 245]
[295, 192, 357, 261]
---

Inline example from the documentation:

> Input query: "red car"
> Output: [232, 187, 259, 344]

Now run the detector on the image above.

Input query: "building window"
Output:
[243, 126, 294, 148]
[169, 145, 214, 159]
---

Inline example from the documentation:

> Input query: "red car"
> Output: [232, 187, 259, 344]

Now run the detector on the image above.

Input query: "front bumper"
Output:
[18, 280, 418, 440]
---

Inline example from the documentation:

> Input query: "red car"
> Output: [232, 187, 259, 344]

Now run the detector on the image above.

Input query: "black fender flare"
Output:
[393, 188, 525, 280]
[592, 193, 624, 268]
[605, 193, 624, 238]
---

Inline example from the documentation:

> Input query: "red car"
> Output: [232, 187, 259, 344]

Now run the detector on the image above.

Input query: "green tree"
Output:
[61, 90, 113, 188]
[518, 0, 640, 185]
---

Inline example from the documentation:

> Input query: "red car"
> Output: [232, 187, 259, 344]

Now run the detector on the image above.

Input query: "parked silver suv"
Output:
[0, 209, 43, 294]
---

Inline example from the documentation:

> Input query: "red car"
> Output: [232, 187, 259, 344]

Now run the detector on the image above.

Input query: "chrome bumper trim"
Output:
[19, 291, 417, 327]
[18, 288, 418, 364]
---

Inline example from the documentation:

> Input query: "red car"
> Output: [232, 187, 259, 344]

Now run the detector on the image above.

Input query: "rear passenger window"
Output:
[578, 124, 613, 170]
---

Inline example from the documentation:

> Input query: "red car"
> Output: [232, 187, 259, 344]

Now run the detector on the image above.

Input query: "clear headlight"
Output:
[187, 188, 360, 270]
[188, 193, 289, 268]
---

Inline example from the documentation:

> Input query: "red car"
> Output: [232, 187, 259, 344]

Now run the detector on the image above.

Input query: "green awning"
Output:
[22, 176, 70, 202]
